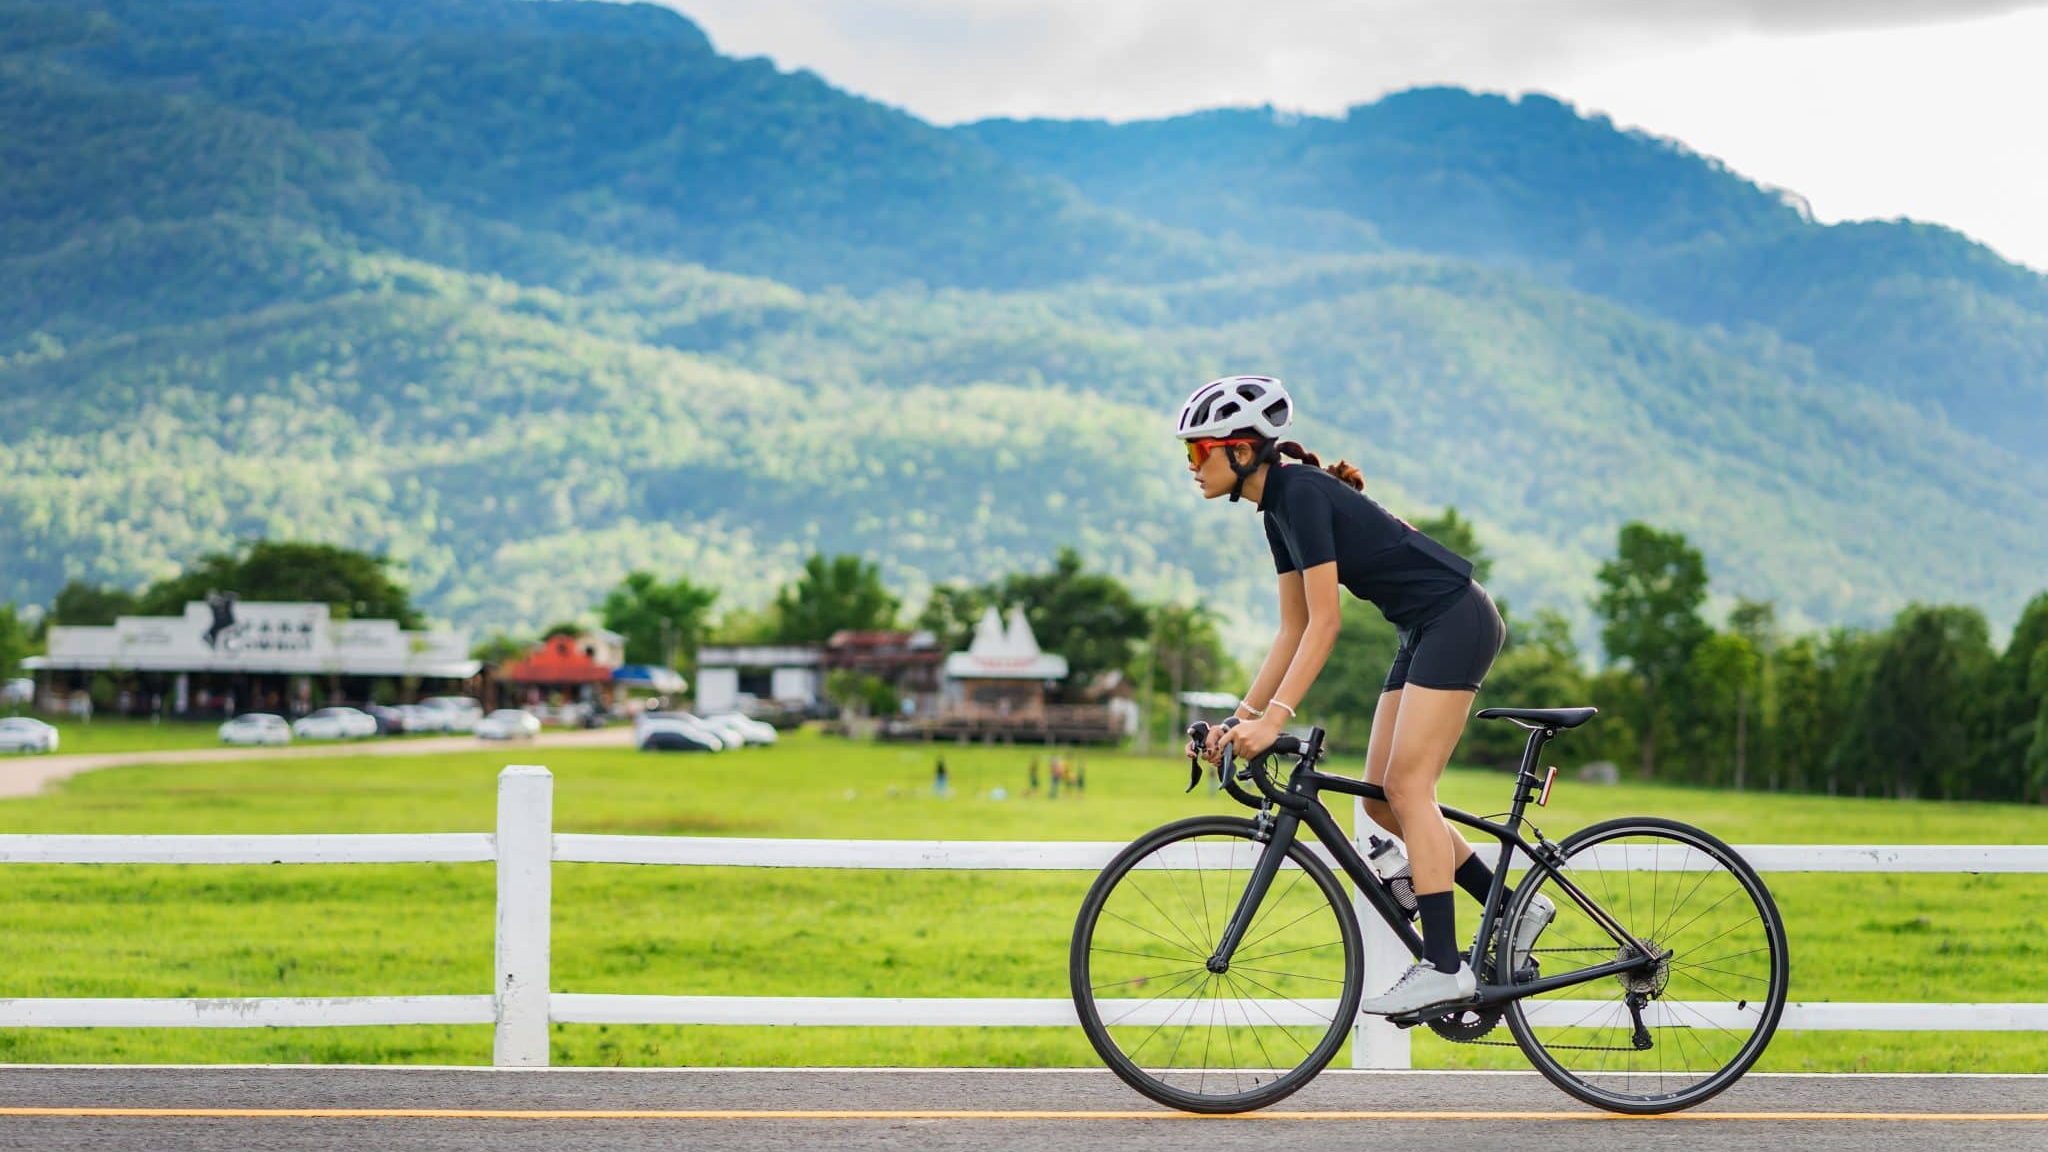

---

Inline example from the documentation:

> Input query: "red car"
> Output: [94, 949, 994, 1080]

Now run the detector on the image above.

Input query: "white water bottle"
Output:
[1366, 835, 1419, 920]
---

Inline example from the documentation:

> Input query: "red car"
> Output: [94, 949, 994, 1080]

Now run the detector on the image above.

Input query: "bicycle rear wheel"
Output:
[1071, 815, 1363, 1113]
[1503, 816, 1788, 1113]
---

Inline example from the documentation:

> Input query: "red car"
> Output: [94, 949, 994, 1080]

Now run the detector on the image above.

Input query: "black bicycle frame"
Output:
[1205, 724, 1660, 1006]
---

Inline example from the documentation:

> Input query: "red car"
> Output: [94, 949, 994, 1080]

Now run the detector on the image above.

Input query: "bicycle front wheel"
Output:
[1071, 816, 1363, 1113]
[1503, 817, 1789, 1113]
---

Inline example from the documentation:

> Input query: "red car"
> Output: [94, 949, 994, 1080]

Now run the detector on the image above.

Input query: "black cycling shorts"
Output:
[1382, 582, 1506, 694]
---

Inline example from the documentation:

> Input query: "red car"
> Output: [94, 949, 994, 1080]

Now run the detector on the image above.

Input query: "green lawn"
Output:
[12, 716, 227, 755]
[1, 730, 2043, 1069]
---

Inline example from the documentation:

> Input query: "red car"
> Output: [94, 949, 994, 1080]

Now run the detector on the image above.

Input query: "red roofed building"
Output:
[496, 629, 624, 712]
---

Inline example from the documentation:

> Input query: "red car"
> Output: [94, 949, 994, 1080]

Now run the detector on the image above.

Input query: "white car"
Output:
[419, 695, 482, 733]
[475, 709, 542, 741]
[218, 713, 292, 746]
[635, 711, 730, 752]
[396, 704, 447, 733]
[0, 717, 58, 754]
[707, 712, 779, 746]
[293, 707, 378, 741]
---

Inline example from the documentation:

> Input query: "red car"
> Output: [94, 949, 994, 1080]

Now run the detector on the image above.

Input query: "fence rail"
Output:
[2, 764, 2043, 1068]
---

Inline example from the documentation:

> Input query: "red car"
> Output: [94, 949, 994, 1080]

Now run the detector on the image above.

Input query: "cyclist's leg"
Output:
[1383, 684, 1480, 972]
[1359, 686, 1404, 836]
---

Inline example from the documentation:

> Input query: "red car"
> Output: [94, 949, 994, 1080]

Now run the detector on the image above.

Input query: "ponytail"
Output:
[1276, 440, 1365, 492]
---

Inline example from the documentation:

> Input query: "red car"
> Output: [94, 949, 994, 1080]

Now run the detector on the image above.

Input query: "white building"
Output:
[26, 600, 476, 715]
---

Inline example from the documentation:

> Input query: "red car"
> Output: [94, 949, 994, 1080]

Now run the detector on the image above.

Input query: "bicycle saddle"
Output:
[1476, 706, 1598, 730]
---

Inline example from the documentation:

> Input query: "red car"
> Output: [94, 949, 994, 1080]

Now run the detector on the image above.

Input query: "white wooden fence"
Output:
[2, 764, 2045, 1068]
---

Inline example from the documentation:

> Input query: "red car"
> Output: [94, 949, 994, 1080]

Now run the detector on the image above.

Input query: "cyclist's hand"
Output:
[1217, 714, 1281, 761]
[1200, 718, 1239, 764]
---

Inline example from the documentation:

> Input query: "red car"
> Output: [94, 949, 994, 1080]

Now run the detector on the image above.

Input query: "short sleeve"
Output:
[1283, 477, 1339, 571]
[1264, 514, 1297, 574]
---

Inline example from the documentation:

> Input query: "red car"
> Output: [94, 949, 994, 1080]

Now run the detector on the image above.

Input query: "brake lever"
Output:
[1184, 721, 1210, 793]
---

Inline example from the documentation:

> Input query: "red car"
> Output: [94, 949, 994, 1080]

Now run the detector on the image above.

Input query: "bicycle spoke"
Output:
[1507, 826, 1784, 1113]
[1081, 824, 1356, 1110]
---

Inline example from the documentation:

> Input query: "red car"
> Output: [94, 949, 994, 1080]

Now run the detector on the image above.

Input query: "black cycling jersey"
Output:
[1260, 462, 1475, 629]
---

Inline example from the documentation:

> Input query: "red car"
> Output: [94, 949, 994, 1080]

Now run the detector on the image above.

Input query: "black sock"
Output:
[1417, 891, 1460, 973]
[1455, 855, 1512, 905]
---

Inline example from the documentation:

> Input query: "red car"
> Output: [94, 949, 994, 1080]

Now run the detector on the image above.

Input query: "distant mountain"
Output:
[967, 90, 2048, 456]
[2, 0, 2044, 647]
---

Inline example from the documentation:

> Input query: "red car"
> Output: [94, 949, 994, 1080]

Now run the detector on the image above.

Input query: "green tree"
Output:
[824, 668, 898, 718]
[993, 548, 1151, 703]
[138, 541, 421, 626]
[1593, 522, 1711, 777]
[1818, 627, 1885, 796]
[1726, 599, 1779, 791]
[1771, 634, 1828, 793]
[916, 583, 997, 652]
[470, 630, 532, 667]
[0, 603, 33, 682]
[1837, 605, 1993, 800]
[1679, 632, 1761, 788]
[1984, 592, 2048, 800]
[50, 581, 139, 626]
[2026, 647, 2048, 805]
[601, 571, 719, 668]
[772, 554, 900, 644]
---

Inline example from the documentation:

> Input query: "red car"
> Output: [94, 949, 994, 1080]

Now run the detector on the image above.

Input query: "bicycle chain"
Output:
[1428, 946, 1647, 1050]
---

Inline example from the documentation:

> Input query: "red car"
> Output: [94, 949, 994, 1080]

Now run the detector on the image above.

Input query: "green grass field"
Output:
[1, 730, 2043, 1069]
[10, 717, 228, 755]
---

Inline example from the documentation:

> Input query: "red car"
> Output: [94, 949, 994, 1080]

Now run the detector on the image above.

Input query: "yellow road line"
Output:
[0, 1108, 2043, 1122]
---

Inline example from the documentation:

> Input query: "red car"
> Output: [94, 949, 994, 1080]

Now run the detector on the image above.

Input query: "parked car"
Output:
[476, 709, 542, 741]
[218, 713, 292, 746]
[392, 704, 435, 733]
[0, 717, 58, 754]
[293, 707, 378, 741]
[363, 704, 408, 735]
[634, 711, 730, 752]
[2, 677, 33, 706]
[638, 725, 721, 752]
[706, 712, 779, 746]
[418, 695, 482, 733]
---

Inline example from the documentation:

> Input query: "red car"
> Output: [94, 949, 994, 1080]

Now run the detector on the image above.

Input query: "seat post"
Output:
[1507, 725, 1555, 824]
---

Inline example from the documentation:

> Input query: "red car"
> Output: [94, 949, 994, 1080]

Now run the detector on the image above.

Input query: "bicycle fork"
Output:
[1204, 811, 1301, 973]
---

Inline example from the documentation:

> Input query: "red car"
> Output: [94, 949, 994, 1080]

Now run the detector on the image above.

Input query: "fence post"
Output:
[494, 765, 553, 1067]
[1352, 797, 1412, 1069]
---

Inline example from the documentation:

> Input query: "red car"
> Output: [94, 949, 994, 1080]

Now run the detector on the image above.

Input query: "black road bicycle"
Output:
[1069, 707, 1788, 1114]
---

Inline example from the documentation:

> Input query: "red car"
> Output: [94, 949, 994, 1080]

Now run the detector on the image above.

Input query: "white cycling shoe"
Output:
[1358, 960, 1477, 1016]
[1511, 893, 1557, 972]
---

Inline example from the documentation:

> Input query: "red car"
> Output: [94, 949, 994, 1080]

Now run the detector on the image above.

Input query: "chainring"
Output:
[1424, 1002, 1504, 1043]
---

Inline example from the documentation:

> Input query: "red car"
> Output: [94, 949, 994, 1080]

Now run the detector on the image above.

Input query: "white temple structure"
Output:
[940, 606, 1068, 715]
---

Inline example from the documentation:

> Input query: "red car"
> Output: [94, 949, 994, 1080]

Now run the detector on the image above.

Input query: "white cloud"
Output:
[665, 0, 2048, 270]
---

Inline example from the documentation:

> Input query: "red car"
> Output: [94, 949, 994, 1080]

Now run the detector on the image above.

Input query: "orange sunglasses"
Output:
[1186, 437, 1261, 467]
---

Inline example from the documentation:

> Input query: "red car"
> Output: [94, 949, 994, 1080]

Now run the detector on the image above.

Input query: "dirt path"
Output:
[0, 728, 633, 799]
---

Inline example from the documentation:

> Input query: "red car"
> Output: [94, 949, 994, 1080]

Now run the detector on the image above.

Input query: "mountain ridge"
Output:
[2, 0, 2043, 649]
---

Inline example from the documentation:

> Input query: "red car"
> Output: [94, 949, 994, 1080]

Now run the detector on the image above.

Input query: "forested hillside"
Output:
[3, 0, 2045, 648]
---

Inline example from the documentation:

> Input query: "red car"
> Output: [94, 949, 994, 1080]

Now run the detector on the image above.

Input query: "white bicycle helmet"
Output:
[1174, 375, 1293, 442]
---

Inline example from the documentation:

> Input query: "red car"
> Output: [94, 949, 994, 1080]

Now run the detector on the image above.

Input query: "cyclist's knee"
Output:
[1381, 764, 1439, 810]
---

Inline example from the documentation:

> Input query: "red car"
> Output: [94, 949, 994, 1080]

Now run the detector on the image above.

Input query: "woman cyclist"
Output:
[1177, 374, 1552, 1016]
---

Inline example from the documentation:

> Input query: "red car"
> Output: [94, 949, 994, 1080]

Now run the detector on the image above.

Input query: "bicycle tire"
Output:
[1071, 815, 1364, 1113]
[1502, 816, 1789, 1114]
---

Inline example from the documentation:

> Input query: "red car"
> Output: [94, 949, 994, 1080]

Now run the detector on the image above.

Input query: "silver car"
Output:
[0, 717, 59, 754]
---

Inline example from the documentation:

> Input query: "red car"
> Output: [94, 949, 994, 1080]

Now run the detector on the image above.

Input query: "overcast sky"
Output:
[668, 0, 2048, 272]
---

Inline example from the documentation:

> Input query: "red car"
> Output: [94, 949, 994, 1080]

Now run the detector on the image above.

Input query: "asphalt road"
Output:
[0, 1067, 2041, 1152]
